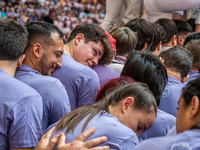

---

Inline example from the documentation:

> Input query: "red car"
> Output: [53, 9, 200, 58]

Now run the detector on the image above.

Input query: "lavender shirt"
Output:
[115, 55, 126, 64]
[139, 109, 176, 141]
[49, 111, 139, 150]
[134, 129, 200, 150]
[15, 64, 71, 131]
[184, 70, 200, 86]
[159, 76, 184, 117]
[0, 68, 43, 149]
[52, 53, 100, 110]
[92, 64, 120, 89]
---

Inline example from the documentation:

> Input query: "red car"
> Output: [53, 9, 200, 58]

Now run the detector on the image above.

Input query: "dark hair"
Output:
[0, 18, 28, 61]
[110, 27, 138, 56]
[183, 32, 200, 46]
[125, 18, 155, 51]
[186, 18, 196, 32]
[173, 20, 193, 38]
[121, 50, 167, 106]
[185, 40, 200, 71]
[159, 46, 193, 78]
[95, 76, 136, 102]
[66, 23, 113, 65]
[56, 82, 157, 133]
[24, 21, 64, 51]
[150, 23, 166, 52]
[182, 77, 200, 106]
[155, 18, 178, 44]
[182, 77, 200, 129]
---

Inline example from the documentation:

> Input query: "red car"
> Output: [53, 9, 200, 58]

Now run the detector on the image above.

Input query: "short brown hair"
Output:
[67, 23, 114, 65]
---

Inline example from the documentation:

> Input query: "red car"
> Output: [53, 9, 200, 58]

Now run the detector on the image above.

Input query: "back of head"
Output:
[25, 21, 64, 52]
[155, 18, 178, 44]
[67, 23, 113, 65]
[121, 50, 167, 106]
[183, 32, 200, 46]
[96, 76, 136, 102]
[0, 18, 28, 61]
[173, 20, 193, 38]
[185, 40, 200, 71]
[107, 82, 157, 114]
[110, 27, 138, 56]
[150, 23, 166, 52]
[125, 18, 154, 51]
[159, 46, 193, 79]
[186, 18, 196, 32]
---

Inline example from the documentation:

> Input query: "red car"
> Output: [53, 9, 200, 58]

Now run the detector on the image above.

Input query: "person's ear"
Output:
[177, 36, 184, 47]
[181, 74, 189, 83]
[172, 35, 177, 46]
[121, 97, 134, 113]
[189, 96, 199, 117]
[157, 41, 162, 51]
[142, 42, 148, 51]
[17, 54, 25, 67]
[32, 43, 43, 58]
[75, 33, 85, 45]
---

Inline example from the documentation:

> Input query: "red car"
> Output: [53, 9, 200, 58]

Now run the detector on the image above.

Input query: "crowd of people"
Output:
[0, 0, 106, 39]
[1, 0, 200, 150]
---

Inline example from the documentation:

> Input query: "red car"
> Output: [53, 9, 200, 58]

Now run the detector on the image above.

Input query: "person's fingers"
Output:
[84, 136, 108, 148]
[45, 134, 60, 150]
[57, 133, 66, 148]
[90, 145, 110, 150]
[41, 126, 55, 140]
[75, 127, 96, 142]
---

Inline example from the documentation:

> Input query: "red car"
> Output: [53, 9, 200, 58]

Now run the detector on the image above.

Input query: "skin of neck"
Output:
[108, 104, 121, 119]
[64, 42, 74, 58]
[0, 60, 17, 77]
[23, 51, 39, 72]
[166, 68, 182, 81]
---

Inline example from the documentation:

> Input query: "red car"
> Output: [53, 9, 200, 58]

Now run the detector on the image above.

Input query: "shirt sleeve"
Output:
[47, 80, 71, 125]
[153, 0, 200, 13]
[9, 94, 43, 149]
[76, 70, 100, 108]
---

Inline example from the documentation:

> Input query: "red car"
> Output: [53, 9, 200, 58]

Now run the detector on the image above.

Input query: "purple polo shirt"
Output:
[159, 76, 184, 117]
[92, 64, 120, 89]
[15, 64, 71, 132]
[134, 129, 200, 150]
[139, 109, 176, 141]
[115, 55, 126, 64]
[49, 111, 139, 150]
[0, 68, 43, 149]
[184, 70, 200, 86]
[52, 53, 100, 110]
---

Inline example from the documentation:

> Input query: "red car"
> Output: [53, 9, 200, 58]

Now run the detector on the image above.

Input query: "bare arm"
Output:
[145, 0, 200, 13]
[35, 127, 109, 150]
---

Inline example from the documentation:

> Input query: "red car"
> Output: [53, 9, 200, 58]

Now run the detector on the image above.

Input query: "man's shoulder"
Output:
[54, 58, 98, 79]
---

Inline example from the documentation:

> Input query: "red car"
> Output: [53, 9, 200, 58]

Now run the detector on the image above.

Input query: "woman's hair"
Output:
[95, 76, 136, 102]
[121, 50, 167, 106]
[182, 77, 200, 129]
[110, 27, 138, 56]
[55, 82, 157, 134]
[182, 77, 200, 106]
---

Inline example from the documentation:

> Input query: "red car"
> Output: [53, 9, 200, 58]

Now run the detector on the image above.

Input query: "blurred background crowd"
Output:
[0, 0, 106, 39]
